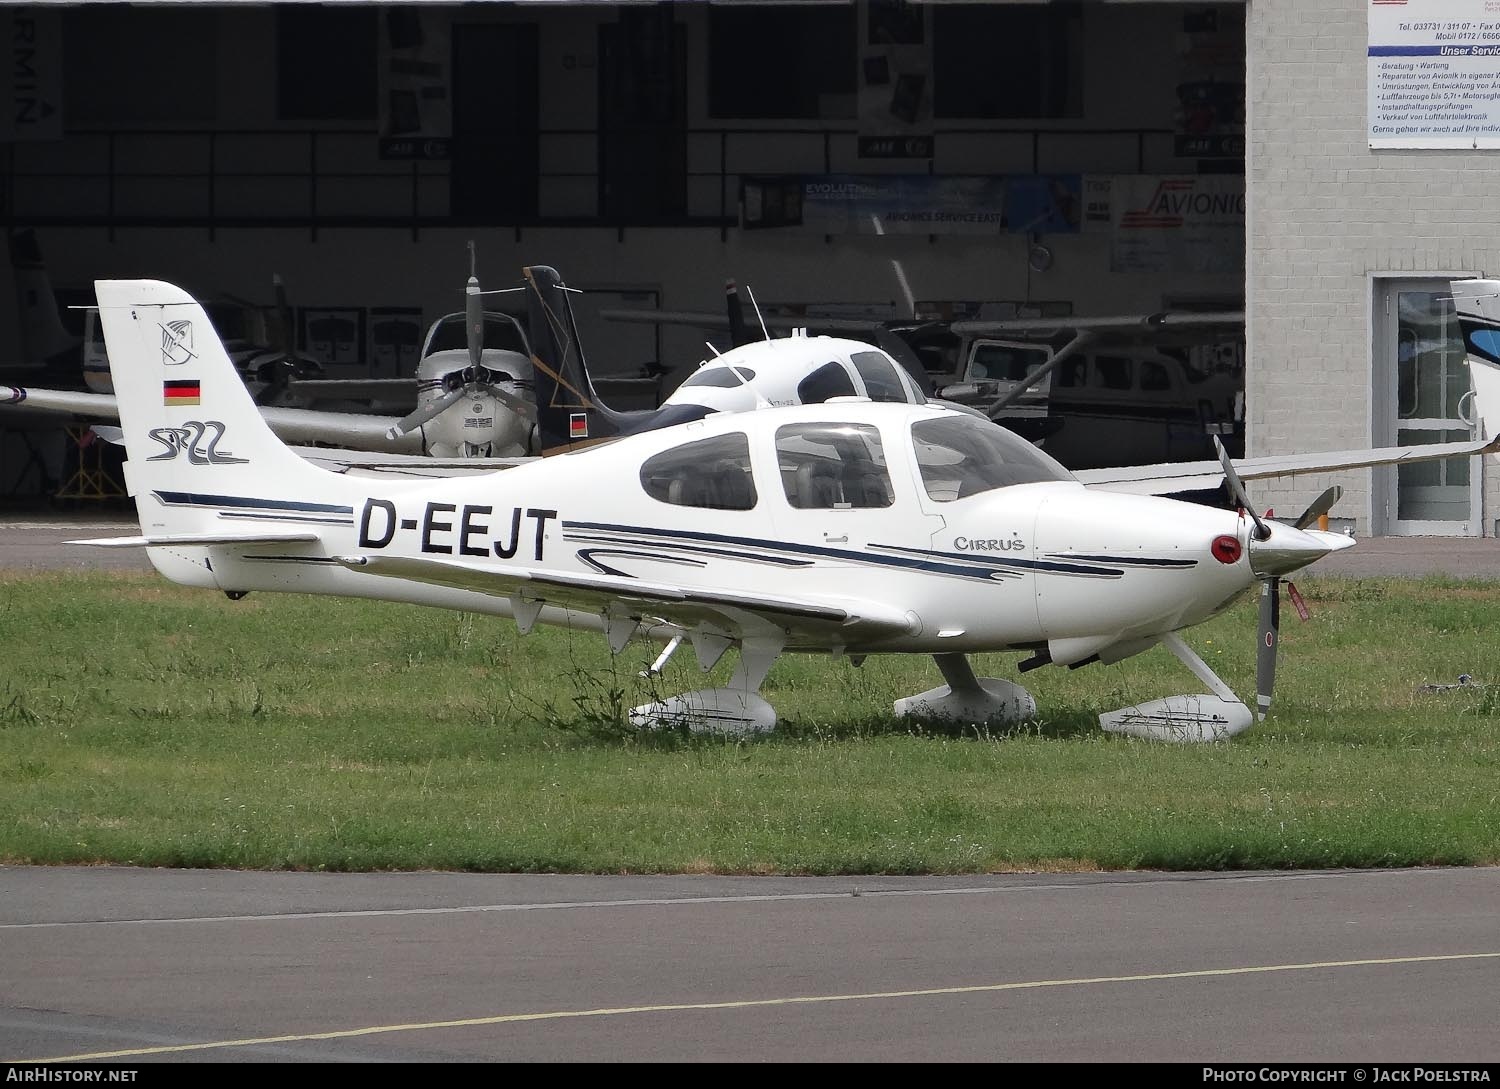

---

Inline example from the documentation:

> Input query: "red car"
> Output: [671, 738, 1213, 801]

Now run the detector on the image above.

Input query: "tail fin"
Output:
[9, 229, 81, 370]
[524, 264, 634, 455]
[1450, 279, 1500, 449]
[725, 279, 761, 348]
[93, 279, 341, 535]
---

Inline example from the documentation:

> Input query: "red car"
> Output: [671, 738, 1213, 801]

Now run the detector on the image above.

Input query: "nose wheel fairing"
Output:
[1098, 632, 1254, 742]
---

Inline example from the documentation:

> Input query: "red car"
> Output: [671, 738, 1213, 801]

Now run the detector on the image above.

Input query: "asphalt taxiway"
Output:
[2, 866, 1498, 1063]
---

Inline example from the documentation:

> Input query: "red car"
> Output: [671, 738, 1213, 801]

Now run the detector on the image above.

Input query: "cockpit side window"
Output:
[850, 350, 908, 403]
[912, 415, 1072, 501]
[965, 343, 1050, 383]
[640, 432, 757, 511]
[776, 422, 893, 509]
[796, 361, 858, 404]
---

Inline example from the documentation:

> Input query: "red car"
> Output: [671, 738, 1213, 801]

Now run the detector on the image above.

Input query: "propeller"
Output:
[387, 241, 536, 441]
[1214, 438, 1344, 721]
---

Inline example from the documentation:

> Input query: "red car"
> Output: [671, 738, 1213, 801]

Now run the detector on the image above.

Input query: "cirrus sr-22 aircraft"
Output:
[72, 272, 1500, 742]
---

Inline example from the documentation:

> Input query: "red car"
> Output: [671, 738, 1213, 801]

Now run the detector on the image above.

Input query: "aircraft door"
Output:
[769, 420, 942, 568]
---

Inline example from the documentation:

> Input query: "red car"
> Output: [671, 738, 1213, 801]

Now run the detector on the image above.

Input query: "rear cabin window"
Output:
[1140, 360, 1171, 391]
[1094, 356, 1133, 390]
[680, 366, 746, 389]
[850, 350, 908, 402]
[640, 433, 757, 511]
[796, 361, 858, 403]
[777, 422, 893, 509]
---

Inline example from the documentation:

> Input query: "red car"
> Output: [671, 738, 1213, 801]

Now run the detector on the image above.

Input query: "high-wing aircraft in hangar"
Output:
[600, 284, 1245, 467]
[70, 274, 1500, 742]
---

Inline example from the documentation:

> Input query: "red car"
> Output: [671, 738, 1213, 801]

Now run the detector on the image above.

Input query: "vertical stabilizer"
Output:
[9, 229, 81, 370]
[725, 279, 761, 348]
[93, 279, 343, 542]
[524, 264, 631, 454]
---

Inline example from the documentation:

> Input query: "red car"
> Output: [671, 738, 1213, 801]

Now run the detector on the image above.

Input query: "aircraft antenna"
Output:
[745, 285, 772, 342]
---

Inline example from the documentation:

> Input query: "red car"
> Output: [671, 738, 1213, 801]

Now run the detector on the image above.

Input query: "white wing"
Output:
[1077, 435, 1500, 495]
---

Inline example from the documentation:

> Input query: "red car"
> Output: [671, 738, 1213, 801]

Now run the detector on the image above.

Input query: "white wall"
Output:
[1248, 0, 1499, 534]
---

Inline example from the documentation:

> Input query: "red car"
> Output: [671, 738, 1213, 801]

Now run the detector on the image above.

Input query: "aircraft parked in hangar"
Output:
[524, 266, 990, 457]
[0, 247, 540, 472]
[600, 288, 1244, 467]
[71, 273, 1500, 742]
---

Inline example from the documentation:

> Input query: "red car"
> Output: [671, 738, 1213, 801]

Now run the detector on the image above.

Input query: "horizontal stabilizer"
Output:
[69, 531, 322, 549]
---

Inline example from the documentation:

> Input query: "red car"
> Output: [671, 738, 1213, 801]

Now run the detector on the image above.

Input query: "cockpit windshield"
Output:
[911, 414, 1073, 501]
[423, 313, 529, 356]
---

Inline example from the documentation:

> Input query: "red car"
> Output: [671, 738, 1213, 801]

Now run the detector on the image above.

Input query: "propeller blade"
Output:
[487, 382, 538, 421]
[1292, 485, 1343, 530]
[466, 240, 484, 373]
[1256, 576, 1281, 722]
[1213, 435, 1270, 540]
[385, 385, 467, 439]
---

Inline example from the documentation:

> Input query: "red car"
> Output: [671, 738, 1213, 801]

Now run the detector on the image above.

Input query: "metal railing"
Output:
[1, 125, 1189, 238]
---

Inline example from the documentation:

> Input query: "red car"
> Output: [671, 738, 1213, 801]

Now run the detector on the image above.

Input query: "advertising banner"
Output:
[378, 7, 452, 160]
[743, 175, 1083, 236]
[1107, 175, 1245, 275]
[856, 0, 933, 160]
[1369, 0, 1500, 148]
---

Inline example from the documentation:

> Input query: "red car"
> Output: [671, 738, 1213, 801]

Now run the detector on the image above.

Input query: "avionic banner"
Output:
[742, 175, 1083, 236]
[1368, 0, 1500, 148]
[1102, 175, 1245, 275]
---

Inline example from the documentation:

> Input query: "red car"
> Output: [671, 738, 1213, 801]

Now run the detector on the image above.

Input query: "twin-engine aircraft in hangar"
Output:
[70, 273, 1500, 741]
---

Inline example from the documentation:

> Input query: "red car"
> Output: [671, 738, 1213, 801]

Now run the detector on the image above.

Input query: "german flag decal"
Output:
[569, 413, 588, 439]
[163, 380, 201, 406]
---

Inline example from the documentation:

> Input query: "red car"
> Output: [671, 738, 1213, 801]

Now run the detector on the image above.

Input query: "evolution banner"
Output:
[742, 174, 1083, 236]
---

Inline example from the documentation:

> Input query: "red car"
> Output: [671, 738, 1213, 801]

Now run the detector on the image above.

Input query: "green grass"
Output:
[2, 570, 1499, 873]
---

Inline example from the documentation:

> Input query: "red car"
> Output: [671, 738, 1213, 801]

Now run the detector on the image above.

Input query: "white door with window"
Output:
[1375, 279, 1481, 536]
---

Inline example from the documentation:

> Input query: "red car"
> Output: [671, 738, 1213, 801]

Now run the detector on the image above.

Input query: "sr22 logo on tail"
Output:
[146, 420, 247, 465]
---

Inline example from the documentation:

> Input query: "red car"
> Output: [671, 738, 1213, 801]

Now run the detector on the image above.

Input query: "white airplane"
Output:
[73, 273, 1500, 743]
[607, 292, 1247, 465]
[0, 250, 537, 474]
[525, 265, 975, 457]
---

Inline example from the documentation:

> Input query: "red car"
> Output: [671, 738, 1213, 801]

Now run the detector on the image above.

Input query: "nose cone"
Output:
[1248, 523, 1355, 578]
